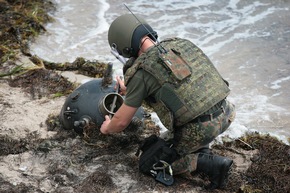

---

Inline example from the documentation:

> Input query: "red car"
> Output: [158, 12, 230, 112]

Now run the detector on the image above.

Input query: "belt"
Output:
[192, 100, 226, 123]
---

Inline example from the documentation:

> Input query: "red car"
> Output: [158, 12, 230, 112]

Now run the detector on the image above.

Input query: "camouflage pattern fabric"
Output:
[124, 37, 230, 127]
[171, 100, 236, 175]
[159, 49, 191, 81]
[123, 37, 235, 176]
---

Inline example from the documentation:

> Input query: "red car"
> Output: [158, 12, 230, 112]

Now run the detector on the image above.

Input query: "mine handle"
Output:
[109, 76, 123, 118]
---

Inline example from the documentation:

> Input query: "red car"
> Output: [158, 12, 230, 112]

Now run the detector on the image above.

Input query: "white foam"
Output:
[215, 123, 289, 145]
[30, 0, 111, 62]
[30, 0, 290, 140]
[270, 76, 290, 89]
[230, 93, 287, 125]
[215, 122, 250, 142]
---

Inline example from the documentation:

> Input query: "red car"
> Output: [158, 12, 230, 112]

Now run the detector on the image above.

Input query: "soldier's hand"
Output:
[100, 115, 111, 134]
[116, 76, 126, 95]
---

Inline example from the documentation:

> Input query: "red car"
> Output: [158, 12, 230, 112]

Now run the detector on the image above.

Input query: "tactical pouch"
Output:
[159, 48, 191, 81]
[136, 135, 178, 186]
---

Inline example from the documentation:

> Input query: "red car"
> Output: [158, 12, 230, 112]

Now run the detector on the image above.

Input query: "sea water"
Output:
[30, 0, 290, 144]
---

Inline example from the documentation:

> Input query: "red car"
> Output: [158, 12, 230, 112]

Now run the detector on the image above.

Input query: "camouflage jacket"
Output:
[124, 37, 230, 128]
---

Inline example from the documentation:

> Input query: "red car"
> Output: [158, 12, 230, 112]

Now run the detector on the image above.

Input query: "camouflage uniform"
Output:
[123, 37, 236, 175]
[171, 100, 235, 174]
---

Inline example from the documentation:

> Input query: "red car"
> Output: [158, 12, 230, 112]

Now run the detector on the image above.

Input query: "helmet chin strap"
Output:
[138, 36, 155, 56]
[139, 37, 151, 49]
[111, 44, 127, 65]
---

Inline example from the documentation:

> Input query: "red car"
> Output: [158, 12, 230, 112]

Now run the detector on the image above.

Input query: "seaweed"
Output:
[0, 0, 289, 192]
[0, 0, 54, 64]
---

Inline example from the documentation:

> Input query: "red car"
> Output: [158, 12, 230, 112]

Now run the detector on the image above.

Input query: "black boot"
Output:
[196, 153, 233, 190]
[194, 145, 213, 154]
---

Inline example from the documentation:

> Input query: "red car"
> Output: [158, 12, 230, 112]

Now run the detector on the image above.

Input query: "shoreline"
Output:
[0, 1, 289, 192]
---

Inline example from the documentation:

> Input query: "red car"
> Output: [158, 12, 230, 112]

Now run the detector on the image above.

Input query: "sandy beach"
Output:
[0, 1, 289, 192]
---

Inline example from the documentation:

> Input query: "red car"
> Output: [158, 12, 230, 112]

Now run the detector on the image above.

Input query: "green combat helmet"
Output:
[108, 14, 158, 58]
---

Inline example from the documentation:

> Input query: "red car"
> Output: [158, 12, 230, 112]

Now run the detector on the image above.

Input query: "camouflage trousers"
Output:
[171, 99, 236, 175]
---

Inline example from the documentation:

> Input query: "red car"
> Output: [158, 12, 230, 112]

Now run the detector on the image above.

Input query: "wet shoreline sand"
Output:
[0, 1, 289, 192]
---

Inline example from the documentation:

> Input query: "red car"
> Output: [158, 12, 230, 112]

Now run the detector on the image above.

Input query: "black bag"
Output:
[136, 135, 178, 185]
